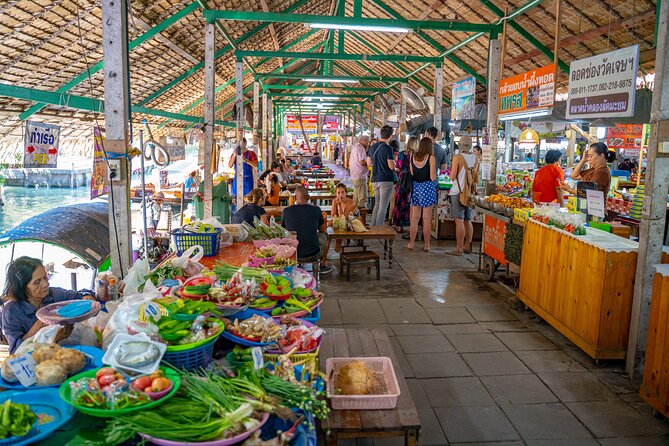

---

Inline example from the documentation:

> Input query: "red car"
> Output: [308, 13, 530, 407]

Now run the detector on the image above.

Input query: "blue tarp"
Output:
[0, 201, 109, 268]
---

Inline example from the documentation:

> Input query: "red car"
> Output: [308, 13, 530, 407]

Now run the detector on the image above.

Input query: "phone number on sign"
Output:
[570, 79, 633, 95]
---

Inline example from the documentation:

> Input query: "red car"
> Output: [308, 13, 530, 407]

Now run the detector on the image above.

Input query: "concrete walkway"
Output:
[317, 237, 669, 445]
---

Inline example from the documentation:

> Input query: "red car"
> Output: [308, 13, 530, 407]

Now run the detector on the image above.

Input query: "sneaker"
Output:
[319, 264, 333, 274]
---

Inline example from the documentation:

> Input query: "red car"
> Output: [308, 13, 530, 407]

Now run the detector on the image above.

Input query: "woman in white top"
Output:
[447, 135, 478, 256]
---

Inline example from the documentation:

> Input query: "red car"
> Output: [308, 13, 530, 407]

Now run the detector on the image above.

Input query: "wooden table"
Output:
[323, 226, 396, 267]
[320, 328, 421, 445]
[264, 205, 332, 219]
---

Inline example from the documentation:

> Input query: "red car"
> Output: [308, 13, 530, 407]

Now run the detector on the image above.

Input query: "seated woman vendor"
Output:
[231, 188, 270, 226]
[1, 257, 96, 353]
[560, 142, 615, 195]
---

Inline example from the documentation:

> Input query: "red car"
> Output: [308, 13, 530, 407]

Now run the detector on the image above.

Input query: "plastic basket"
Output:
[326, 357, 401, 410]
[171, 227, 222, 256]
[162, 337, 217, 371]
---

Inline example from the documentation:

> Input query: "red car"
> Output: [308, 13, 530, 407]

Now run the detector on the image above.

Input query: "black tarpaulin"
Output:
[0, 201, 109, 268]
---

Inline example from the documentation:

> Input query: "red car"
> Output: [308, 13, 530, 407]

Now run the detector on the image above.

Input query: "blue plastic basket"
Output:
[162, 338, 216, 371]
[171, 227, 222, 256]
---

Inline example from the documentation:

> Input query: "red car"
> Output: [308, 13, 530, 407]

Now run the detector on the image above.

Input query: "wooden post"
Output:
[627, 0, 669, 380]
[500, 7, 508, 78]
[101, 0, 132, 276]
[262, 93, 269, 163]
[252, 81, 260, 156]
[234, 60, 244, 206]
[203, 22, 215, 218]
[369, 101, 375, 137]
[268, 98, 274, 163]
[434, 63, 444, 132]
[381, 107, 387, 127]
[400, 82, 407, 150]
[567, 126, 577, 166]
[554, 0, 562, 67]
[486, 38, 502, 194]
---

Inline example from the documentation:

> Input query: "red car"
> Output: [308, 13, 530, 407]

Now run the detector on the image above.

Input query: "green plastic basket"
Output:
[59, 367, 180, 417]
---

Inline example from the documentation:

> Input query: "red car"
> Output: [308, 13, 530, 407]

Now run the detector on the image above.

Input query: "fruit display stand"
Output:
[517, 220, 638, 360]
[640, 264, 669, 419]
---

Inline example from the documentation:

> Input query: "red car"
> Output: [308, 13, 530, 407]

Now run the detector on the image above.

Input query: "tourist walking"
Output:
[349, 135, 370, 208]
[447, 135, 478, 255]
[407, 137, 437, 251]
[392, 136, 416, 231]
[367, 126, 396, 227]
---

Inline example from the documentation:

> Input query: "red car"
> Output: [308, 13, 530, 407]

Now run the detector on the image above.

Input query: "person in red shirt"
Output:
[532, 149, 565, 206]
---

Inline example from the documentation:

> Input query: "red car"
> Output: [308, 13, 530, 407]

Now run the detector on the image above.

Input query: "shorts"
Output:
[450, 194, 474, 221]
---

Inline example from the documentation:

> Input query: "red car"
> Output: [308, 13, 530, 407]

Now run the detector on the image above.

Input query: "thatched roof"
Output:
[0, 0, 659, 144]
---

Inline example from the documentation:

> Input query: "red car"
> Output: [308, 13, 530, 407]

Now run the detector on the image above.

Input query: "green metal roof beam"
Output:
[479, 0, 569, 73]
[1, 82, 234, 127]
[136, 0, 312, 107]
[19, 1, 201, 120]
[269, 93, 371, 100]
[367, 0, 485, 86]
[257, 73, 406, 82]
[156, 35, 324, 129]
[345, 32, 435, 94]
[262, 84, 390, 93]
[204, 9, 498, 33]
[235, 51, 444, 63]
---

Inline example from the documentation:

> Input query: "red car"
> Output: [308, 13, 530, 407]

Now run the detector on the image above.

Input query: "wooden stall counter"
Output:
[518, 220, 638, 360]
[641, 264, 669, 419]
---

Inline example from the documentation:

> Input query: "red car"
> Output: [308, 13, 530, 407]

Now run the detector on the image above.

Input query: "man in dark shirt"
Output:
[425, 126, 448, 172]
[366, 125, 396, 227]
[282, 186, 332, 273]
[311, 153, 323, 167]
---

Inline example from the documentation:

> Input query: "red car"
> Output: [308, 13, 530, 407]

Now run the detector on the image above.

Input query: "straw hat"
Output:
[459, 135, 473, 151]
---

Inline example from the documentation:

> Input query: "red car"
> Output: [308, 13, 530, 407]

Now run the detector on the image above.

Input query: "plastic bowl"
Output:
[133, 379, 174, 401]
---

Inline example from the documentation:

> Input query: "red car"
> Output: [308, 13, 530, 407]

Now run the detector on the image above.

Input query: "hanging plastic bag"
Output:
[102, 289, 161, 349]
[171, 245, 205, 277]
[123, 258, 151, 296]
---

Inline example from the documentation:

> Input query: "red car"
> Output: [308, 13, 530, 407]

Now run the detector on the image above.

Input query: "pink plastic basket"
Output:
[326, 357, 401, 410]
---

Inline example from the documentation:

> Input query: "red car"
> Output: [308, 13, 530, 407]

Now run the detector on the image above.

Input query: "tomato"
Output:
[151, 377, 172, 392]
[133, 376, 153, 391]
[98, 374, 116, 387]
[95, 368, 116, 380]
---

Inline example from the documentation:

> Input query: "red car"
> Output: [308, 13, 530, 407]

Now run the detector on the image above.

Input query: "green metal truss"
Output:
[479, 0, 569, 73]
[137, 0, 313, 108]
[203, 10, 498, 34]
[18, 1, 201, 121]
[0, 82, 234, 127]
[269, 93, 372, 100]
[256, 73, 406, 82]
[262, 84, 389, 93]
[236, 50, 444, 64]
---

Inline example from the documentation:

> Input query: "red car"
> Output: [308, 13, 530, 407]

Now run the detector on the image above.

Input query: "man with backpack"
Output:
[366, 125, 396, 227]
[447, 135, 478, 256]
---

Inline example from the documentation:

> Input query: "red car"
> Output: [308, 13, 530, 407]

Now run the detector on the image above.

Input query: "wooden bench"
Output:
[340, 250, 380, 281]
[320, 328, 421, 445]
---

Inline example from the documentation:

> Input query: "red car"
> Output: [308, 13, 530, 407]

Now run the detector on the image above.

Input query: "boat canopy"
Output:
[0, 201, 109, 268]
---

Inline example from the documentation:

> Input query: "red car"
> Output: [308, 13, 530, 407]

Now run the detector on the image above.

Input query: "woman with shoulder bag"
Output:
[447, 135, 478, 256]
[407, 137, 437, 252]
[392, 137, 416, 232]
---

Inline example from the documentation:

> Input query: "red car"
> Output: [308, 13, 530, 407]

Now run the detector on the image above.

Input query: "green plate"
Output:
[165, 320, 223, 352]
[59, 367, 180, 417]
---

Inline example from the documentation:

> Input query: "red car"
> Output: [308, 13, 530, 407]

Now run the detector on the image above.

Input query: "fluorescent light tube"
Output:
[303, 78, 359, 84]
[309, 23, 411, 33]
[499, 109, 551, 121]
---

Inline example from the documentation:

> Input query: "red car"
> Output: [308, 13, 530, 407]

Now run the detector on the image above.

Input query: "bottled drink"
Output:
[108, 278, 119, 301]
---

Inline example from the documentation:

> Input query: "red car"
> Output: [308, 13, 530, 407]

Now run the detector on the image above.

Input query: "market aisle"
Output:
[317, 238, 669, 446]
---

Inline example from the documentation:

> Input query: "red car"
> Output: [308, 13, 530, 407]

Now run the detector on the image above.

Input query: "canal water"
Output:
[0, 186, 91, 234]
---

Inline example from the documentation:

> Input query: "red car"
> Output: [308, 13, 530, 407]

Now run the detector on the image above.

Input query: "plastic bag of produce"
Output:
[123, 258, 151, 296]
[171, 245, 205, 277]
[102, 290, 161, 349]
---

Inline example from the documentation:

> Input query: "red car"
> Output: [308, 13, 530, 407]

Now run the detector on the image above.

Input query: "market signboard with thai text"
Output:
[90, 126, 108, 199]
[451, 76, 476, 120]
[286, 115, 318, 133]
[498, 64, 556, 115]
[606, 124, 643, 150]
[566, 45, 639, 119]
[483, 214, 507, 266]
[24, 120, 59, 168]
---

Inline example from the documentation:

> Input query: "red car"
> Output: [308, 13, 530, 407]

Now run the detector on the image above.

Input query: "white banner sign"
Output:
[566, 45, 639, 119]
[24, 120, 60, 168]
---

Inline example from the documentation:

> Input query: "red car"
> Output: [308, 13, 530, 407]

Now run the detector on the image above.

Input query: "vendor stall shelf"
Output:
[640, 264, 669, 420]
[518, 220, 638, 360]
